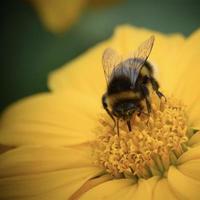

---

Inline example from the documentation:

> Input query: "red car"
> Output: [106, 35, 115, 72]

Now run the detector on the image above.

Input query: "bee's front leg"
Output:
[140, 84, 151, 114]
[127, 120, 131, 132]
[140, 84, 152, 126]
[149, 76, 166, 101]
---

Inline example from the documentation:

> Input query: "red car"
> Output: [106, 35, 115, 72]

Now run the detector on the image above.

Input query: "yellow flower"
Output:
[1, 25, 200, 200]
[29, 0, 123, 33]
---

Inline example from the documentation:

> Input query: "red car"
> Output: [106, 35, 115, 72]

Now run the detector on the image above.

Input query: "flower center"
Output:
[93, 93, 190, 179]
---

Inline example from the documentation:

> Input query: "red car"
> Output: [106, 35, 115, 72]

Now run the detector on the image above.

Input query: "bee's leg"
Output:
[137, 105, 147, 116]
[145, 97, 151, 114]
[127, 120, 131, 132]
[138, 110, 149, 116]
[102, 94, 116, 129]
[149, 77, 166, 100]
[140, 85, 152, 125]
[140, 84, 151, 114]
[116, 118, 120, 135]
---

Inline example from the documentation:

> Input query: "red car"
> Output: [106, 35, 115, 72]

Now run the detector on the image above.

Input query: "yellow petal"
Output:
[0, 91, 100, 146]
[48, 40, 109, 98]
[168, 166, 200, 200]
[131, 176, 159, 200]
[173, 29, 200, 129]
[69, 174, 113, 200]
[177, 159, 200, 181]
[188, 132, 200, 147]
[79, 176, 159, 200]
[153, 178, 178, 200]
[30, 0, 87, 33]
[79, 179, 137, 200]
[177, 146, 200, 164]
[0, 166, 101, 199]
[0, 145, 94, 177]
[48, 25, 185, 97]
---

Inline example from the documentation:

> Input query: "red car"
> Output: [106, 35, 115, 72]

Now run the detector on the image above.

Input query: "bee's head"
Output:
[113, 101, 138, 119]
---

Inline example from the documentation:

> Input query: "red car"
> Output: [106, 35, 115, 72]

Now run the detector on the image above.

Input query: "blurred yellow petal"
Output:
[79, 179, 137, 200]
[174, 29, 200, 129]
[48, 25, 185, 97]
[30, 0, 87, 33]
[30, 0, 123, 33]
[153, 178, 178, 200]
[177, 146, 200, 164]
[188, 132, 200, 147]
[0, 166, 101, 200]
[177, 159, 200, 181]
[0, 91, 100, 146]
[48, 40, 109, 97]
[168, 166, 200, 200]
[0, 145, 94, 177]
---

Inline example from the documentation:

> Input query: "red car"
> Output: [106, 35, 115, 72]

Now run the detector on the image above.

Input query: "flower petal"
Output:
[153, 178, 178, 200]
[131, 176, 159, 200]
[69, 174, 113, 200]
[79, 176, 159, 200]
[79, 179, 137, 200]
[0, 91, 100, 146]
[188, 131, 200, 147]
[173, 29, 200, 129]
[177, 146, 200, 164]
[0, 145, 103, 199]
[0, 166, 101, 200]
[168, 166, 200, 200]
[48, 25, 185, 97]
[177, 159, 200, 181]
[30, 0, 87, 33]
[0, 145, 94, 177]
[48, 40, 109, 97]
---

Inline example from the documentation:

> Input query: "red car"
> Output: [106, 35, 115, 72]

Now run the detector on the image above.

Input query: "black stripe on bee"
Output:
[107, 75, 132, 95]
[107, 60, 154, 95]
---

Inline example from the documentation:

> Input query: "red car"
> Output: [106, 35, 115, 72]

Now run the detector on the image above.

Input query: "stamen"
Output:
[93, 93, 190, 179]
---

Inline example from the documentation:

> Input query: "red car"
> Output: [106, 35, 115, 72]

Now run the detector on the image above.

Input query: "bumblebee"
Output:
[102, 36, 164, 133]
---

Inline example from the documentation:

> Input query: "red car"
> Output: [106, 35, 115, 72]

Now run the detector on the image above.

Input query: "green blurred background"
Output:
[1, 0, 200, 112]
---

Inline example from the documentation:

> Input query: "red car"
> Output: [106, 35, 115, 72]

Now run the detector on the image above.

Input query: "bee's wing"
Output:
[102, 48, 122, 85]
[125, 35, 155, 85]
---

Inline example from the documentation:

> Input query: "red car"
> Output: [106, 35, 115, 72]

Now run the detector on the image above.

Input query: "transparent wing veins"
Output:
[125, 35, 155, 85]
[102, 35, 155, 86]
[102, 48, 121, 85]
